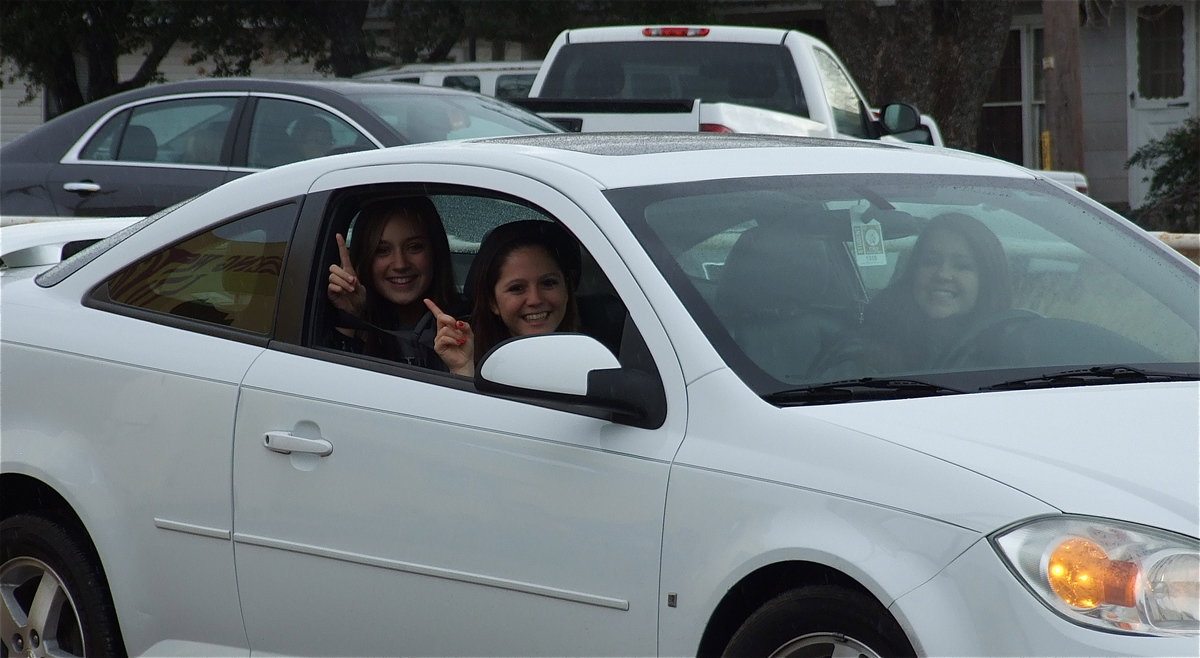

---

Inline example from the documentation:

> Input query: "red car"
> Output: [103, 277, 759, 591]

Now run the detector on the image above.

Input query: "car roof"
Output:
[87, 77, 496, 104]
[357, 61, 543, 77]
[0, 76, 517, 159]
[288, 132, 1036, 194]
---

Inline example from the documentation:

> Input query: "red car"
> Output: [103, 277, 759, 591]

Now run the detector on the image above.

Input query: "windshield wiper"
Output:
[765, 378, 965, 404]
[982, 365, 1199, 392]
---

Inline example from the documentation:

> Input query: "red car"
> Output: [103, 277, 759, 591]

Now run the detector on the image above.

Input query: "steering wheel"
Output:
[940, 308, 1042, 368]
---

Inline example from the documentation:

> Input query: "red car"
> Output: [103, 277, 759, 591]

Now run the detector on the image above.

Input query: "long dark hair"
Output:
[348, 197, 456, 358]
[466, 220, 581, 360]
[863, 212, 1010, 360]
[874, 212, 1010, 319]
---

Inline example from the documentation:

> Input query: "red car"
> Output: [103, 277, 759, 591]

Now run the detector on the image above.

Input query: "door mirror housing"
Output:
[476, 333, 666, 429]
[878, 102, 921, 134]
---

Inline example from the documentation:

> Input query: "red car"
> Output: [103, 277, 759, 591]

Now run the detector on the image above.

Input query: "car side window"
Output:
[442, 75, 481, 93]
[812, 49, 871, 139]
[80, 98, 238, 165]
[495, 74, 536, 99]
[314, 187, 654, 383]
[246, 98, 372, 169]
[103, 203, 294, 333]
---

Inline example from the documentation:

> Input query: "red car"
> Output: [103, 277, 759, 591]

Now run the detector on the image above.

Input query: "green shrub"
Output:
[1125, 117, 1199, 233]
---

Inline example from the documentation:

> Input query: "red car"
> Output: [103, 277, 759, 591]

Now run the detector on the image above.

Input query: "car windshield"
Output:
[609, 174, 1200, 401]
[351, 91, 561, 143]
[539, 42, 807, 117]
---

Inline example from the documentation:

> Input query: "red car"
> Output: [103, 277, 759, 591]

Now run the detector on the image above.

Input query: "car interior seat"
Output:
[118, 125, 158, 162]
[250, 116, 302, 168]
[715, 217, 851, 382]
[182, 121, 228, 165]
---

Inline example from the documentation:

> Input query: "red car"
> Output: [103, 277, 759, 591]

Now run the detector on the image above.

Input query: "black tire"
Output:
[0, 514, 125, 657]
[723, 585, 914, 658]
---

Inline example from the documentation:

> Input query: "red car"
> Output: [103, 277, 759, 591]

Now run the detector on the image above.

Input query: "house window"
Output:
[1137, 4, 1186, 98]
[977, 26, 1046, 169]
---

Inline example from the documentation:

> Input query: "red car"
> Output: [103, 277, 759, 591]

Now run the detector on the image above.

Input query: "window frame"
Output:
[273, 179, 671, 424]
[86, 199, 302, 346]
[978, 20, 1047, 169]
[63, 92, 248, 168]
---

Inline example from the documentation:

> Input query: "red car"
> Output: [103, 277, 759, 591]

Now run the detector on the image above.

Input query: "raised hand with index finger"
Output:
[424, 297, 474, 376]
[328, 233, 367, 316]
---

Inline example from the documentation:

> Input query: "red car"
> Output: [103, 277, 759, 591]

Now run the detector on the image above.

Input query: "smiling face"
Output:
[489, 245, 568, 337]
[369, 212, 434, 319]
[912, 229, 981, 319]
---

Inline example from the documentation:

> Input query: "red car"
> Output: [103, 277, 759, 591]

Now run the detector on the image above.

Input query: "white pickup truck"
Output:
[518, 25, 936, 144]
[516, 25, 1089, 194]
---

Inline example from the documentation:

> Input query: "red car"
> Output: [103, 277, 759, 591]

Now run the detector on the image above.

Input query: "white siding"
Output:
[1, 64, 47, 146]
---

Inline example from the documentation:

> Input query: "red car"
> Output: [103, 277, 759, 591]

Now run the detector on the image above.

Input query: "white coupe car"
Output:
[2, 133, 1197, 657]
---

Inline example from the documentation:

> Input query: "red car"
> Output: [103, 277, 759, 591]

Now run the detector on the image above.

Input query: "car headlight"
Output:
[992, 515, 1198, 636]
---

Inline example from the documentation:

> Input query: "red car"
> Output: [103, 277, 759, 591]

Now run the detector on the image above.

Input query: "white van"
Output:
[355, 60, 542, 99]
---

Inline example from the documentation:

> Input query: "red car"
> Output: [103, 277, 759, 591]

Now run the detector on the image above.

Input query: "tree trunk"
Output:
[822, 0, 1014, 151]
[320, 0, 372, 77]
[44, 48, 85, 119]
[1042, 0, 1085, 171]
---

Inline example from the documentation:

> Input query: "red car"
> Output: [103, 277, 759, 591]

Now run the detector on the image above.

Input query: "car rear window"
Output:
[539, 42, 808, 117]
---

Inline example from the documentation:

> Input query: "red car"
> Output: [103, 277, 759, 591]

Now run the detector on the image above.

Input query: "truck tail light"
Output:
[643, 27, 710, 37]
[700, 123, 735, 133]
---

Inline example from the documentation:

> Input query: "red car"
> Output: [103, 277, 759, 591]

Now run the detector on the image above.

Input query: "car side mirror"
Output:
[475, 333, 666, 429]
[878, 102, 921, 135]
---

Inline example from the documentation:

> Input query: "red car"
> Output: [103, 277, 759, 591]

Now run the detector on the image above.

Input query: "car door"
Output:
[45, 95, 241, 217]
[230, 168, 687, 656]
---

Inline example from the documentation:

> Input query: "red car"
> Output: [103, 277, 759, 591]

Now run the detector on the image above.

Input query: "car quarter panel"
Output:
[1, 285, 261, 655]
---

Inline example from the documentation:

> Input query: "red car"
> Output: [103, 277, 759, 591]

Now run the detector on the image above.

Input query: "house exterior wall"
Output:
[1080, 8, 1131, 207]
[1, 64, 48, 146]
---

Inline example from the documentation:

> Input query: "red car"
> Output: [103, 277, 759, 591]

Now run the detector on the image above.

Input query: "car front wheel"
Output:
[0, 514, 124, 657]
[723, 585, 914, 658]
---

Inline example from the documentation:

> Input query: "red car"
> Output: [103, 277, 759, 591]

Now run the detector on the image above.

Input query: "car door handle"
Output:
[263, 431, 333, 456]
[63, 181, 101, 194]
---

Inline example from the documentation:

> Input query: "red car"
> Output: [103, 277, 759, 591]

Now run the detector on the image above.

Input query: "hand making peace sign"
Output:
[327, 233, 367, 316]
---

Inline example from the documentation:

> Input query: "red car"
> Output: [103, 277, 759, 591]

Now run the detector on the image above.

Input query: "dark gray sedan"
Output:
[0, 78, 560, 217]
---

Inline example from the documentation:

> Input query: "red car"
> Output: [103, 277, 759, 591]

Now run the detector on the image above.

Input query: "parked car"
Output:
[355, 60, 543, 99]
[2, 133, 1196, 657]
[0, 78, 560, 218]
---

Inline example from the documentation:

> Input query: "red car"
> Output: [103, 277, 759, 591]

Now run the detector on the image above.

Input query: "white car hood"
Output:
[801, 382, 1200, 538]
